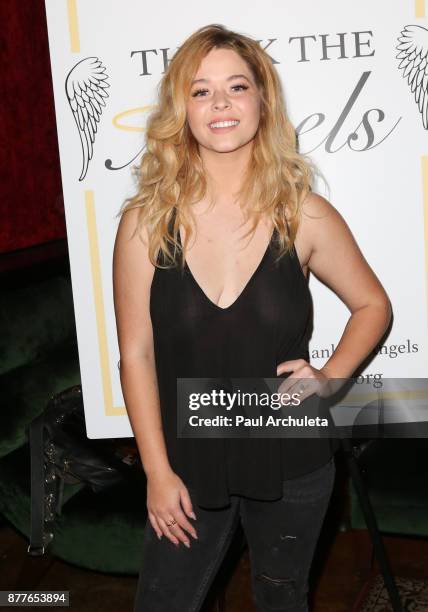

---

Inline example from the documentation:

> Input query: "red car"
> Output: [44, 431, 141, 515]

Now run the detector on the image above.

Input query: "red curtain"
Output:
[0, 0, 66, 255]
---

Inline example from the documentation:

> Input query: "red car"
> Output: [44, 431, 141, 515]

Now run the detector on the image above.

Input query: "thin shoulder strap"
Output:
[167, 207, 177, 235]
[156, 209, 175, 266]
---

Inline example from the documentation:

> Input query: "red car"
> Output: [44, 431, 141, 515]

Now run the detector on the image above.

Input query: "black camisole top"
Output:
[150, 211, 339, 509]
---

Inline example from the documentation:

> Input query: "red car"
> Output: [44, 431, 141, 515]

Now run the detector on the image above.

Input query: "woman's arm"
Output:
[302, 194, 392, 378]
[113, 208, 170, 477]
[112, 208, 197, 547]
[277, 192, 392, 392]
[302, 192, 392, 378]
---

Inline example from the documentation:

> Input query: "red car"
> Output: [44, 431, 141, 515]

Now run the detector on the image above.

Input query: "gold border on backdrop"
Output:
[85, 191, 126, 416]
[422, 157, 428, 323]
[337, 388, 428, 405]
[415, 0, 426, 18]
[67, 0, 80, 53]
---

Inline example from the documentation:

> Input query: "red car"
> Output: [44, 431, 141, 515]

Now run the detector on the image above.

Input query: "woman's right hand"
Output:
[146, 469, 198, 547]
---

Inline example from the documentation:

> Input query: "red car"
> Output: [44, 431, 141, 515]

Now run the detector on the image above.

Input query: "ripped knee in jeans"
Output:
[255, 572, 306, 609]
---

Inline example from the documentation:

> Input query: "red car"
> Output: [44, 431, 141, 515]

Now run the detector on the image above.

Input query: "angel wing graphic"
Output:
[65, 57, 110, 181]
[396, 25, 428, 129]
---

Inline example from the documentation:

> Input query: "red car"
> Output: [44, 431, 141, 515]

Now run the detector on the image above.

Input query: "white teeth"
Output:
[209, 120, 239, 128]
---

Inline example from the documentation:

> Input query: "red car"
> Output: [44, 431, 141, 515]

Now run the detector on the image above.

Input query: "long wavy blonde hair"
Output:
[117, 23, 315, 269]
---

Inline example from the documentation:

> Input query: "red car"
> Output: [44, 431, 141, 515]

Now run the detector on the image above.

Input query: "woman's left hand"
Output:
[276, 359, 337, 403]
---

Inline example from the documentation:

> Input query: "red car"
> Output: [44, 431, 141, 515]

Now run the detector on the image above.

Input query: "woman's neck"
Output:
[199, 142, 253, 207]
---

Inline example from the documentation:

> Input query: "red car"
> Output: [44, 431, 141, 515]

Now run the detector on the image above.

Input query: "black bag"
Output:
[26, 385, 142, 555]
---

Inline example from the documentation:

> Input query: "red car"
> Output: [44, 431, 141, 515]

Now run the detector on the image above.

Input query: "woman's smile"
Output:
[208, 119, 240, 133]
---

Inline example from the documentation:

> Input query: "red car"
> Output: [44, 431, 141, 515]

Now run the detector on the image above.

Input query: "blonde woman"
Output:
[113, 24, 391, 612]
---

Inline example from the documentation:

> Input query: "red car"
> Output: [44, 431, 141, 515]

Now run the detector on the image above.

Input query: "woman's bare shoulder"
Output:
[300, 191, 339, 222]
[297, 192, 348, 249]
[114, 207, 149, 248]
[294, 192, 338, 268]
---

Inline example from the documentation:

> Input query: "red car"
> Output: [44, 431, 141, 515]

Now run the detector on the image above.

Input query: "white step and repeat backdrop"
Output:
[45, 0, 428, 437]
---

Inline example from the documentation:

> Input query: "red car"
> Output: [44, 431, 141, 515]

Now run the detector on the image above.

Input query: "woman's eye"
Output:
[191, 84, 249, 97]
[191, 89, 209, 97]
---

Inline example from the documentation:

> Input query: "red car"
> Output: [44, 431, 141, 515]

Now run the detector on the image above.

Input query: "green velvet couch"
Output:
[0, 255, 147, 574]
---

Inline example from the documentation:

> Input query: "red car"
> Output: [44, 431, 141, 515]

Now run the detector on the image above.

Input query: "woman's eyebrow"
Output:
[191, 74, 251, 85]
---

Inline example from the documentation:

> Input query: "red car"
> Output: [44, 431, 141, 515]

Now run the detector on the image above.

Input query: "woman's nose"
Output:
[212, 91, 231, 110]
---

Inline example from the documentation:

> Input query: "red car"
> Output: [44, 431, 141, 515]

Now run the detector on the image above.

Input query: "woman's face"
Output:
[186, 47, 261, 156]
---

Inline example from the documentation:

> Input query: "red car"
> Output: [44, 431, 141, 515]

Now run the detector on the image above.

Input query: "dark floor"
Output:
[1, 456, 428, 612]
[1, 516, 428, 612]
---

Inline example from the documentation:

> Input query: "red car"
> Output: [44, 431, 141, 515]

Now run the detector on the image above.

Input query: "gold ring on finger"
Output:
[165, 519, 177, 527]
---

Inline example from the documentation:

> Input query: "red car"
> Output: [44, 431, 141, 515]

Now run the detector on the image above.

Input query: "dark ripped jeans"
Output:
[133, 456, 335, 612]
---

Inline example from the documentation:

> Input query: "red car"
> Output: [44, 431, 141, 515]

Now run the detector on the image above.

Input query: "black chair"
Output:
[342, 437, 404, 612]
